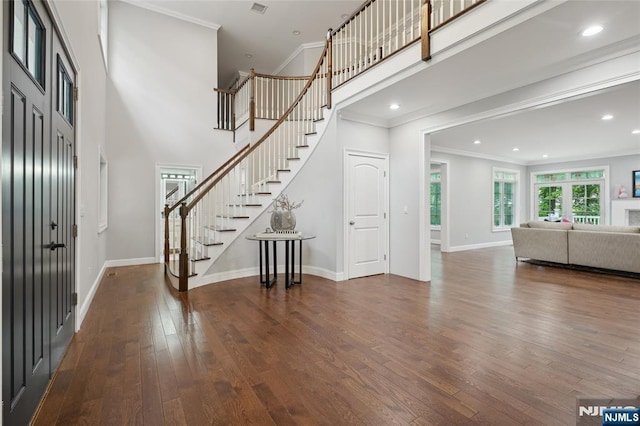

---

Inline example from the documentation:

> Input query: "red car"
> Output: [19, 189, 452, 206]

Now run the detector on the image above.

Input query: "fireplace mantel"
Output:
[611, 199, 640, 226]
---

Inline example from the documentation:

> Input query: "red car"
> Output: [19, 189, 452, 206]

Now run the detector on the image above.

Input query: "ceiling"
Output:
[122, 0, 361, 85]
[122, 0, 640, 165]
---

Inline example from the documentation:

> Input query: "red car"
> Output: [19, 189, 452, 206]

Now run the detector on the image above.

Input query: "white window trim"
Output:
[430, 171, 442, 230]
[529, 165, 610, 224]
[492, 167, 520, 232]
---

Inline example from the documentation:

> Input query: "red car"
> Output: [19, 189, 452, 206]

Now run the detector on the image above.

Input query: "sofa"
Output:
[511, 221, 640, 274]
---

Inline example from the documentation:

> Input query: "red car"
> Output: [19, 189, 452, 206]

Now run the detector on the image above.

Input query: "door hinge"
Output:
[73, 86, 78, 101]
[73, 155, 78, 169]
[384, 212, 386, 219]
[73, 224, 78, 239]
[384, 254, 387, 260]
[72, 292, 78, 306]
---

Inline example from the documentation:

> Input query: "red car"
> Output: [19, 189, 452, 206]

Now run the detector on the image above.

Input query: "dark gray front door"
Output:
[2, 1, 76, 424]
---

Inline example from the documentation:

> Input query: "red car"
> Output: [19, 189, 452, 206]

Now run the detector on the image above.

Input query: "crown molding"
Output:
[431, 145, 527, 166]
[271, 41, 325, 76]
[338, 110, 390, 129]
[121, 0, 221, 30]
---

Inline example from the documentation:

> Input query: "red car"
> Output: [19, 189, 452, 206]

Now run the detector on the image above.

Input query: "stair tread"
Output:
[193, 238, 223, 247]
[305, 132, 317, 136]
[228, 203, 262, 207]
[191, 256, 212, 262]
[239, 192, 271, 196]
[216, 214, 250, 219]
[277, 169, 291, 172]
[205, 225, 237, 232]
[287, 157, 300, 161]
[266, 180, 281, 184]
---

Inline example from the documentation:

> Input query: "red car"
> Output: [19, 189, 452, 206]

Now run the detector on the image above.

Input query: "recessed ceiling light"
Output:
[389, 103, 400, 110]
[473, 140, 481, 145]
[582, 25, 603, 37]
[602, 114, 614, 120]
[542, 154, 549, 158]
[292, 30, 301, 36]
[250, 2, 267, 14]
[512, 148, 520, 152]
[245, 53, 253, 59]
[632, 129, 640, 134]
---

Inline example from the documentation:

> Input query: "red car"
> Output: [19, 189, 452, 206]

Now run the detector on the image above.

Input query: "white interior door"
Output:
[346, 153, 388, 279]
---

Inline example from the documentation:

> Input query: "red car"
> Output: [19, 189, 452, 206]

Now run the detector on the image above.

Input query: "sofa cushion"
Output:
[526, 221, 573, 230]
[571, 223, 640, 233]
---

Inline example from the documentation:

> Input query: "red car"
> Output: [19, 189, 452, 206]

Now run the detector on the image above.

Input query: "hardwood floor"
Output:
[33, 246, 640, 425]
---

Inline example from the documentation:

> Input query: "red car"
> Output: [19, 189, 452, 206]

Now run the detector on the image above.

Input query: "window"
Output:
[493, 168, 519, 230]
[12, 0, 45, 86]
[533, 167, 607, 224]
[57, 56, 74, 124]
[430, 172, 441, 227]
[98, 147, 108, 233]
[98, 0, 108, 69]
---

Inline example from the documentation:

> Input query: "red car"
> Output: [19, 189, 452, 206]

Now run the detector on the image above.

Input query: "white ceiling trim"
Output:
[271, 41, 325, 76]
[338, 110, 390, 129]
[430, 146, 527, 166]
[121, 0, 221, 30]
[525, 149, 640, 167]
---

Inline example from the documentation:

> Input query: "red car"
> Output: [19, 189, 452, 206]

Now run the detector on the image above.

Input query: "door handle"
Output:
[50, 242, 66, 251]
[349, 221, 355, 225]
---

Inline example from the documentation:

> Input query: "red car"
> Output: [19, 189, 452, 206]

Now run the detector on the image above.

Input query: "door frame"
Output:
[154, 163, 202, 263]
[343, 149, 389, 280]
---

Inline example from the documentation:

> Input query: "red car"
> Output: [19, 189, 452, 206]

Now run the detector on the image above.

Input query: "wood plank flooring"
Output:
[33, 246, 640, 425]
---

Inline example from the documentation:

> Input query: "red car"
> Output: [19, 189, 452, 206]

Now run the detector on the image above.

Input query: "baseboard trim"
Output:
[190, 265, 342, 289]
[448, 240, 513, 252]
[77, 262, 108, 331]
[104, 257, 158, 268]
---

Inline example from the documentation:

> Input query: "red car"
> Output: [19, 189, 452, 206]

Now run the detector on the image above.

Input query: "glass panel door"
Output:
[572, 183, 602, 224]
[537, 185, 563, 220]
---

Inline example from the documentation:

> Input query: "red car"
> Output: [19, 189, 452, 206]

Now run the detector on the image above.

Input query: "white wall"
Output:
[389, 123, 425, 280]
[209, 114, 391, 279]
[54, 0, 109, 326]
[107, 2, 231, 261]
[430, 151, 527, 248]
[276, 44, 325, 76]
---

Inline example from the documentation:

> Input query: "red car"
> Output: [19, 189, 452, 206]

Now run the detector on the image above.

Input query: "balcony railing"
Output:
[179, 0, 487, 291]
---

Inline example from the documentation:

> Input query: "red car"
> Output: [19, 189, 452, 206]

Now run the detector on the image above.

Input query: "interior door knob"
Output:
[349, 221, 355, 225]
[50, 242, 66, 251]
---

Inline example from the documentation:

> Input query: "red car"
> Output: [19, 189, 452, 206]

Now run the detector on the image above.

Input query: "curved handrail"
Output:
[186, 38, 330, 212]
[166, 143, 250, 215]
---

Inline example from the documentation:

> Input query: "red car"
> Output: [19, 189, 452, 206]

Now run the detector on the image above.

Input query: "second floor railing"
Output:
[214, 0, 486, 133]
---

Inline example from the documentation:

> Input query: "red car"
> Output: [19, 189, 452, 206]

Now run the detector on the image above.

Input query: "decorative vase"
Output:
[270, 210, 296, 232]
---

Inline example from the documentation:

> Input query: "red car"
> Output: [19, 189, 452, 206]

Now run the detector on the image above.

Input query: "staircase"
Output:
[164, 0, 485, 291]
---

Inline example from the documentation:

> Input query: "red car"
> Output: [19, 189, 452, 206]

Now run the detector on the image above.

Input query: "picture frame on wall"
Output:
[634, 170, 640, 198]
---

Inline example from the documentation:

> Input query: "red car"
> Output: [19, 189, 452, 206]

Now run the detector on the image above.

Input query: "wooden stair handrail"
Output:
[186, 38, 330, 212]
[166, 143, 250, 215]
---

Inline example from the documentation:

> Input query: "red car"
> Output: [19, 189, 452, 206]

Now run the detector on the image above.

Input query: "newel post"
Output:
[421, 0, 432, 61]
[326, 29, 333, 110]
[179, 202, 189, 292]
[249, 68, 256, 131]
[164, 204, 170, 266]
